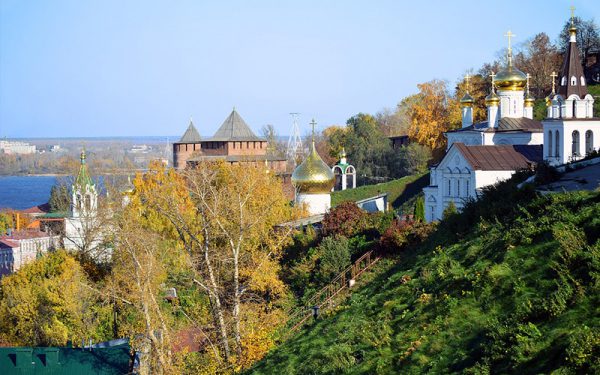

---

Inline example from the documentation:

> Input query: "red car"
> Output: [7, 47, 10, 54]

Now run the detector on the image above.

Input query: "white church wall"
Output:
[446, 132, 483, 149]
[474, 170, 515, 189]
[543, 119, 600, 165]
[296, 193, 331, 216]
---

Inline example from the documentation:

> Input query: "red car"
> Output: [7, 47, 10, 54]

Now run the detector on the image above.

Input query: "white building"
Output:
[423, 15, 598, 222]
[0, 230, 57, 277]
[0, 140, 36, 154]
[291, 120, 335, 216]
[542, 21, 597, 165]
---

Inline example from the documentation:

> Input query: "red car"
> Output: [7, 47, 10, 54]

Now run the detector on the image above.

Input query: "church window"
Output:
[555, 131, 560, 158]
[85, 195, 91, 211]
[561, 76, 566, 85]
[572, 130, 580, 157]
[456, 179, 460, 197]
[571, 76, 577, 86]
[581, 77, 586, 86]
[585, 130, 594, 155]
[548, 131, 553, 157]
[573, 101, 577, 118]
[466, 179, 470, 195]
[513, 99, 517, 114]
[447, 179, 451, 196]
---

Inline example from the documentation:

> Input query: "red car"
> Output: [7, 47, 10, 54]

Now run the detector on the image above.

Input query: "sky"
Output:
[1, 0, 599, 138]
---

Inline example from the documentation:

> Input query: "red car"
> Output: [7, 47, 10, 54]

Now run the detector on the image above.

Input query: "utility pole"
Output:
[286, 112, 304, 166]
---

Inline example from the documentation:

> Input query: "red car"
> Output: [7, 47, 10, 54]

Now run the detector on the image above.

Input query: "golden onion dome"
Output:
[460, 93, 474, 106]
[485, 91, 500, 106]
[524, 92, 535, 107]
[291, 143, 335, 194]
[494, 65, 527, 91]
[545, 94, 552, 107]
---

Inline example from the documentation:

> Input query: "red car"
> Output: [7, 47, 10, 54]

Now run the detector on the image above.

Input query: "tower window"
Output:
[571, 76, 577, 86]
[581, 77, 586, 86]
[572, 130, 580, 157]
[561, 77, 566, 85]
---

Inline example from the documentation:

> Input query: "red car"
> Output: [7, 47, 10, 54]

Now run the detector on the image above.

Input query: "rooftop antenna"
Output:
[286, 112, 304, 165]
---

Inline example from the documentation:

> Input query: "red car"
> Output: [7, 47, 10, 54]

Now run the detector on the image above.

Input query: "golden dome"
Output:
[494, 65, 527, 91]
[460, 93, 474, 106]
[524, 92, 535, 107]
[485, 91, 500, 106]
[545, 95, 552, 107]
[291, 143, 334, 194]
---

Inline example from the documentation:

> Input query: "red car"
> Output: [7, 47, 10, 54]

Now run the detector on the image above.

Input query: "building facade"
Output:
[173, 109, 287, 173]
[0, 230, 57, 277]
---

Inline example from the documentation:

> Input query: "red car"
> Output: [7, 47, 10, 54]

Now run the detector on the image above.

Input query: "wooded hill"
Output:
[250, 181, 600, 374]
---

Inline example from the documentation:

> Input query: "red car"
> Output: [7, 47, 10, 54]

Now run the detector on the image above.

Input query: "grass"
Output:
[331, 173, 429, 209]
[250, 189, 600, 374]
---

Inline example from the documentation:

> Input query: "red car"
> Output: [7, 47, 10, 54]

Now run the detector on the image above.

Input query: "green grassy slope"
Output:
[252, 189, 600, 374]
[331, 173, 428, 209]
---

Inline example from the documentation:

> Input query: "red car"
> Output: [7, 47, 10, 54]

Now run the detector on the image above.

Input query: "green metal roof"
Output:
[74, 149, 94, 188]
[0, 343, 131, 374]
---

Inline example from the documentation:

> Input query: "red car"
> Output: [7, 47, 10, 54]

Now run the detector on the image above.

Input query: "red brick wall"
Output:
[173, 143, 201, 169]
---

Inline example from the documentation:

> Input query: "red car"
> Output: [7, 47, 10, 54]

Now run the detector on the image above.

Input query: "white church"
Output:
[64, 149, 105, 255]
[424, 15, 598, 223]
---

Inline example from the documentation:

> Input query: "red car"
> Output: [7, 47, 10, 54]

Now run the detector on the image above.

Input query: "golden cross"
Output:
[489, 71, 496, 92]
[550, 71, 558, 94]
[464, 73, 471, 93]
[570, 5, 576, 26]
[310, 118, 317, 144]
[504, 30, 516, 50]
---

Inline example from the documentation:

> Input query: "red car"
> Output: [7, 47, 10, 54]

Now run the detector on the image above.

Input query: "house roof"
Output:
[21, 203, 50, 215]
[450, 117, 543, 133]
[454, 143, 543, 171]
[177, 121, 202, 143]
[207, 109, 264, 142]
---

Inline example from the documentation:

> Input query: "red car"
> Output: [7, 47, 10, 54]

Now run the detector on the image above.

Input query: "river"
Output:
[0, 176, 58, 209]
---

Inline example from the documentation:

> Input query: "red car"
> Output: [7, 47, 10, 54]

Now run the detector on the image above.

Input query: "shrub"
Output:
[379, 220, 412, 255]
[317, 235, 351, 280]
[322, 201, 368, 237]
[414, 195, 425, 222]
[442, 201, 458, 220]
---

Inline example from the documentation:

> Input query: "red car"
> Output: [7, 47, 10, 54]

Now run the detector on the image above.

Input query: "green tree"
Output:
[318, 235, 351, 280]
[395, 143, 432, 176]
[0, 212, 13, 235]
[442, 201, 458, 219]
[414, 195, 425, 222]
[49, 182, 71, 212]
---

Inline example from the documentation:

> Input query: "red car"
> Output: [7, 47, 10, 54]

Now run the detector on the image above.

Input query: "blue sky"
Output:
[1, 0, 598, 138]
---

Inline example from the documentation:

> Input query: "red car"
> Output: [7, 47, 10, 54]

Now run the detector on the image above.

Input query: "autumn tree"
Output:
[408, 80, 451, 155]
[447, 73, 489, 128]
[129, 161, 297, 370]
[0, 250, 99, 346]
[514, 33, 561, 97]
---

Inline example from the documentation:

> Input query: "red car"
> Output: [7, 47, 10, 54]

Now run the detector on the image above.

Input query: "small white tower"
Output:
[291, 119, 335, 216]
[332, 148, 356, 191]
[523, 73, 535, 120]
[485, 72, 500, 128]
[460, 74, 474, 128]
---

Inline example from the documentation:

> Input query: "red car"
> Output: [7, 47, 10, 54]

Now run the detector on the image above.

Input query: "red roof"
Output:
[0, 230, 53, 241]
[21, 203, 51, 215]
[454, 143, 543, 171]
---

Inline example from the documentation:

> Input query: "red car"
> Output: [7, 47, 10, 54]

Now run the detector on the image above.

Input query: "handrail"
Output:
[284, 250, 380, 335]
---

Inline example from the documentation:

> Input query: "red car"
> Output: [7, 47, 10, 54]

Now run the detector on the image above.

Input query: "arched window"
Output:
[447, 179, 451, 196]
[586, 130, 594, 155]
[555, 131, 560, 158]
[571, 76, 577, 85]
[84, 194, 91, 211]
[572, 130, 580, 157]
[581, 76, 586, 86]
[561, 76, 566, 85]
[548, 130, 553, 157]
[573, 100, 576, 118]
[456, 179, 460, 197]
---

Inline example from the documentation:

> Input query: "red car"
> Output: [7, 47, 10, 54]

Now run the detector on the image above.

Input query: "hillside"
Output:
[331, 173, 428, 208]
[251, 184, 600, 374]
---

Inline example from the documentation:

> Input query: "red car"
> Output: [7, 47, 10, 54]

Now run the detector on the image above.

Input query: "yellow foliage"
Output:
[408, 80, 451, 152]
